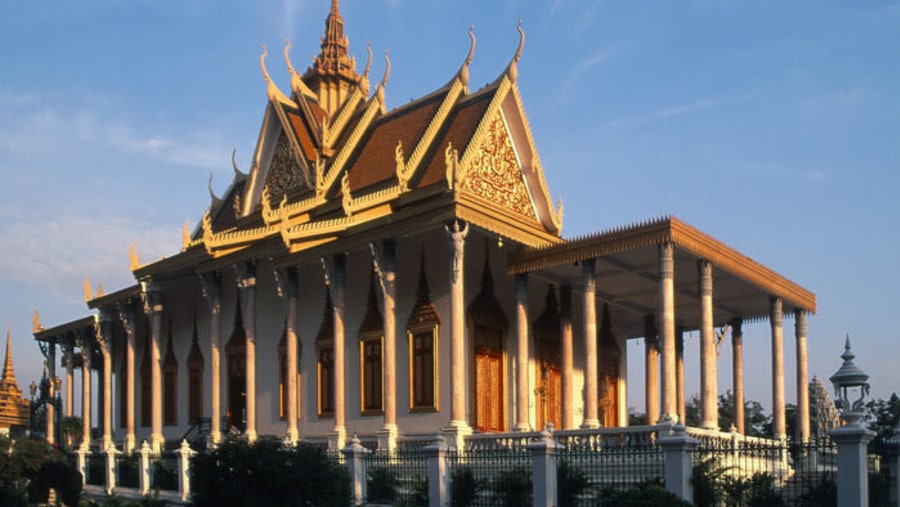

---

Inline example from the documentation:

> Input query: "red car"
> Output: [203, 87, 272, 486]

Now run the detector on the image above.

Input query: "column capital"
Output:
[95, 312, 116, 354]
[445, 219, 468, 284]
[794, 309, 807, 335]
[370, 239, 397, 296]
[659, 242, 674, 280]
[235, 260, 257, 289]
[274, 266, 298, 302]
[581, 258, 596, 292]
[698, 260, 712, 296]
[770, 297, 783, 326]
[116, 300, 137, 336]
[199, 271, 222, 315]
[321, 253, 346, 306]
[559, 285, 572, 319]
[140, 280, 163, 317]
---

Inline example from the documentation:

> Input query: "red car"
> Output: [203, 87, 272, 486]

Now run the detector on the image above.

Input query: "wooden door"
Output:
[536, 362, 561, 430]
[474, 325, 504, 432]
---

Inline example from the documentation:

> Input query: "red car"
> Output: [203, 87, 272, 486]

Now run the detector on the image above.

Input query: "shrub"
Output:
[557, 459, 592, 507]
[450, 466, 483, 507]
[601, 482, 692, 507]
[190, 436, 350, 507]
[489, 467, 531, 507]
[366, 466, 399, 504]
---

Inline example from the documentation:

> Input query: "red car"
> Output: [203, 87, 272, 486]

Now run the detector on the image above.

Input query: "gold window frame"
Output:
[358, 332, 384, 416]
[407, 322, 439, 413]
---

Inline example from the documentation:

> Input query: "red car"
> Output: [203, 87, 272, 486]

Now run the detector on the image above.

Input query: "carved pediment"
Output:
[462, 111, 536, 221]
[264, 131, 307, 206]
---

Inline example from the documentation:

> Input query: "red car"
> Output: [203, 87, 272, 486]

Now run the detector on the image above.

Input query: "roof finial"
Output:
[84, 275, 93, 302]
[457, 26, 476, 88]
[284, 38, 316, 99]
[359, 40, 373, 95]
[208, 171, 223, 206]
[129, 242, 141, 271]
[375, 50, 391, 105]
[232, 146, 247, 181]
[507, 19, 525, 83]
[32, 309, 42, 333]
[260, 45, 293, 106]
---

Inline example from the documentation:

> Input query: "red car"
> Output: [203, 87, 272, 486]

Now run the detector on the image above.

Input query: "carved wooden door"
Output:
[474, 325, 504, 432]
[536, 362, 561, 431]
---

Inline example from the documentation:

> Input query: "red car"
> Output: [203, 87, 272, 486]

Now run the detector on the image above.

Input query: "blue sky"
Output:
[1, 1, 898, 415]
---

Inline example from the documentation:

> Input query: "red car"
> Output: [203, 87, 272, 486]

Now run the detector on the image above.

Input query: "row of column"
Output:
[643, 244, 810, 441]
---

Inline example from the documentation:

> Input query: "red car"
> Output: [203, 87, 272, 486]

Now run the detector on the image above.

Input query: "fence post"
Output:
[831, 424, 875, 507]
[658, 423, 696, 502]
[424, 434, 449, 507]
[138, 440, 152, 495]
[176, 439, 196, 502]
[104, 445, 121, 494]
[75, 447, 89, 486]
[341, 434, 369, 506]
[527, 426, 557, 507]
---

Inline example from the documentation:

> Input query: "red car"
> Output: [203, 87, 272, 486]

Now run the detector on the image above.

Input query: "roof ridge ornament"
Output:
[395, 140, 408, 192]
[260, 45, 293, 106]
[375, 51, 391, 106]
[182, 219, 191, 251]
[456, 26, 476, 89]
[84, 275, 93, 303]
[507, 19, 525, 84]
[232, 146, 247, 182]
[284, 38, 316, 99]
[359, 40, 373, 96]
[341, 172, 353, 216]
[208, 171, 223, 207]
[33, 309, 43, 334]
[129, 243, 141, 271]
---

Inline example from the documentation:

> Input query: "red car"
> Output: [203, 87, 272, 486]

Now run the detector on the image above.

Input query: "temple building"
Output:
[1, 329, 30, 435]
[33, 1, 815, 453]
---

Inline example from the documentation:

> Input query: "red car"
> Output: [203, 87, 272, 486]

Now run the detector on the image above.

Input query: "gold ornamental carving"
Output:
[265, 131, 305, 205]
[463, 112, 536, 221]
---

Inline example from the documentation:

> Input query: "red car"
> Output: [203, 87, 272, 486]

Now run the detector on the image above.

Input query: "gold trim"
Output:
[407, 323, 440, 413]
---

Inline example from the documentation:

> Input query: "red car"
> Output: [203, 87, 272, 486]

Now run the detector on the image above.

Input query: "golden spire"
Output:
[304, 0, 361, 114]
[1, 327, 17, 387]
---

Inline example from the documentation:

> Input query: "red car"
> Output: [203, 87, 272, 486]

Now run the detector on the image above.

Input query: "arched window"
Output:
[316, 291, 335, 417]
[358, 271, 383, 415]
[163, 318, 178, 426]
[407, 249, 440, 412]
[467, 247, 508, 433]
[187, 312, 204, 425]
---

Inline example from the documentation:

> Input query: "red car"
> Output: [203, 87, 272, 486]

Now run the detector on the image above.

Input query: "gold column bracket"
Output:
[201, 209, 214, 255]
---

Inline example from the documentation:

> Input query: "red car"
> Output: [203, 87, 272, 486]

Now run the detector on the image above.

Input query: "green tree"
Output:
[190, 436, 350, 507]
[685, 391, 771, 436]
[61, 416, 83, 450]
[866, 393, 900, 441]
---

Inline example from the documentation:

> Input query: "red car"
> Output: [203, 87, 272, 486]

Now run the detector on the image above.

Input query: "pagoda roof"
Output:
[508, 215, 816, 337]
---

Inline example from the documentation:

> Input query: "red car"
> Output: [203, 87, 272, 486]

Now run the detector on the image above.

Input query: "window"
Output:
[187, 316, 204, 425]
[407, 249, 440, 412]
[360, 336, 383, 414]
[317, 345, 334, 416]
[163, 323, 178, 427]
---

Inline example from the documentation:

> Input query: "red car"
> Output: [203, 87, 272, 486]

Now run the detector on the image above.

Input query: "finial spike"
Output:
[208, 171, 222, 205]
[232, 146, 247, 180]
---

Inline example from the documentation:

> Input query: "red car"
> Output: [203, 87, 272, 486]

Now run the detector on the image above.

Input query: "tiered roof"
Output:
[0, 329, 30, 431]
[136, 2, 563, 279]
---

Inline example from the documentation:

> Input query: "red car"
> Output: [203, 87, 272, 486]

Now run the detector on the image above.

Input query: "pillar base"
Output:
[101, 435, 114, 452]
[442, 421, 472, 451]
[124, 434, 136, 455]
[244, 429, 258, 443]
[328, 426, 347, 451]
[285, 427, 299, 446]
[150, 434, 165, 455]
[580, 419, 600, 429]
[514, 422, 533, 432]
[377, 424, 399, 452]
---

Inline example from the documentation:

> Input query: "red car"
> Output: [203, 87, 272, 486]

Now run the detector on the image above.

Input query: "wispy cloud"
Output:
[0, 214, 179, 301]
[546, 43, 623, 109]
[0, 89, 228, 170]
[603, 96, 723, 129]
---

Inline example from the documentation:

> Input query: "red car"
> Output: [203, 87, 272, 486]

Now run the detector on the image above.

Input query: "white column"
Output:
[770, 297, 786, 440]
[643, 315, 659, 425]
[97, 313, 115, 450]
[581, 259, 600, 429]
[795, 310, 810, 442]
[275, 267, 299, 444]
[372, 241, 398, 447]
[323, 254, 347, 448]
[237, 262, 258, 442]
[698, 260, 717, 430]
[80, 331, 92, 450]
[200, 272, 222, 445]
[142, 283, 164, 453]
[515, 273, 530, 431]
[560, 286, 575, 430]
[731, 319, 744, 435]
[445, 220, 470, 438]
[676, 327, 686, 425]
[659, 243, 677, 423]
[46, 343, 56, 445]
[118, 303, 137, 454]
[65, 341, 74, 418]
